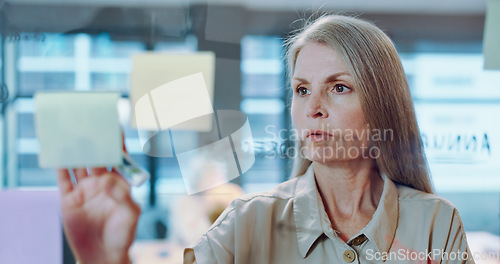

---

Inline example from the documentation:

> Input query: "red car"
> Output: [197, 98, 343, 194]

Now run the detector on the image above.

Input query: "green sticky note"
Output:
[35, 92, 122, 168]
[484, 0, 500, 70]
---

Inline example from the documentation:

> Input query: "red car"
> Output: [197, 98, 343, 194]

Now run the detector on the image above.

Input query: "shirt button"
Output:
[343, 249, 356, 263]
[351, 235, 367, 246]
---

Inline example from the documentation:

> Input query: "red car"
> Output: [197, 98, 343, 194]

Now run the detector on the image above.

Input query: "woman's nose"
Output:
[305, 92, 329, 118]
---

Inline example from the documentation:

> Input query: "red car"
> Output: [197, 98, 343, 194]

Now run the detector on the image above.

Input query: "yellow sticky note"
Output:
[35, 92, 122, 168]
[130, 52, 215, 131]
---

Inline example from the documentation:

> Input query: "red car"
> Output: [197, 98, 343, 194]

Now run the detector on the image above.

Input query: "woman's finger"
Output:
[61, 187, 84, 208]
[73, 168, 88, 183]
[90, 167, 108, 176]
[102, 173, 132, 203]
[121, 128, 128, 153]
[57, 169, 74, 195]
[111, 167, 131, 186]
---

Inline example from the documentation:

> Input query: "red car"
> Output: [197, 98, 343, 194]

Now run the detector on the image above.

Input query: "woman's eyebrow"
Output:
[292, 72, 351, 84]
[324, 72, 350, 83]
[292, 77, 309, 84]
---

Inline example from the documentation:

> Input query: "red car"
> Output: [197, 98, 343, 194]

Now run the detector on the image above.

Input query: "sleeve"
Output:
[183, 206, 237, 264]
[441, 209, 475, 264]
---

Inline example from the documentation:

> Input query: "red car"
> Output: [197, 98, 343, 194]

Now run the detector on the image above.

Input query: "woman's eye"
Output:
[333, 84, 351, 94]
[296, 87, 310, 96]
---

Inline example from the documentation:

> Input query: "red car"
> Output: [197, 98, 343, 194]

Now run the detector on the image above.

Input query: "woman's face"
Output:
[290, 42, 370, 163]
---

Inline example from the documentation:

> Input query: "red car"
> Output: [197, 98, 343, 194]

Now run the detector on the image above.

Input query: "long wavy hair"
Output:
[284, 15, 433, 193]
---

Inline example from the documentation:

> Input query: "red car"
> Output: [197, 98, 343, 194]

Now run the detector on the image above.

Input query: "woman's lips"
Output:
[306, 130, 332, 142]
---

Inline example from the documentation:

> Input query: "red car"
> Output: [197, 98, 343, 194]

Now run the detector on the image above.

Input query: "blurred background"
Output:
[0, 0, 499, 263]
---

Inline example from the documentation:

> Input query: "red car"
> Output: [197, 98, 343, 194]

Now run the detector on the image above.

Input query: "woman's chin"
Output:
[301, 144, 371, 163]
[301, 146, 347, 163]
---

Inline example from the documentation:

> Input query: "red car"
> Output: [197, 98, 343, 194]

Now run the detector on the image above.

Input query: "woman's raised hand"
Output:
[57, 167, 141, 264]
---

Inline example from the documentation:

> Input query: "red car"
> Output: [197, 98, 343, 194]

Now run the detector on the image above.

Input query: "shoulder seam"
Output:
[398, 197, 446, 202]
[206, 194, 293, 233]
[398, 196, 457, 211]
[206, 207, 236, 233]
[238, 193, 293, 202]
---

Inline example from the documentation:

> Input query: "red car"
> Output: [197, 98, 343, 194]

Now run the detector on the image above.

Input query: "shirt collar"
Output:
[292, 164, 399, 258]
[292, 165, 324, 258]
[360, 172, 399, 256]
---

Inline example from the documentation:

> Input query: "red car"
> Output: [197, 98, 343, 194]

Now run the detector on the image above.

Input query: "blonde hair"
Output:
[285, 15, 433, 194]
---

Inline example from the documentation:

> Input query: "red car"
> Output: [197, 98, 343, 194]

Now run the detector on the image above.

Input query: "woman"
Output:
[58, 15, 474, 264]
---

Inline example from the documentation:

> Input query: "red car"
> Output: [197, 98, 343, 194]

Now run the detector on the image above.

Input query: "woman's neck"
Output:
[313, 158, 384, 240]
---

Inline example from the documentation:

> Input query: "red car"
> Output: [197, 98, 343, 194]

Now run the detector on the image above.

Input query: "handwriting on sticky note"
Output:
[35, 92, 122, 168]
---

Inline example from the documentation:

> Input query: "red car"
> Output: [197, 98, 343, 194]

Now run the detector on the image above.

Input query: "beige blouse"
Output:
[184, 165, 474, 263]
